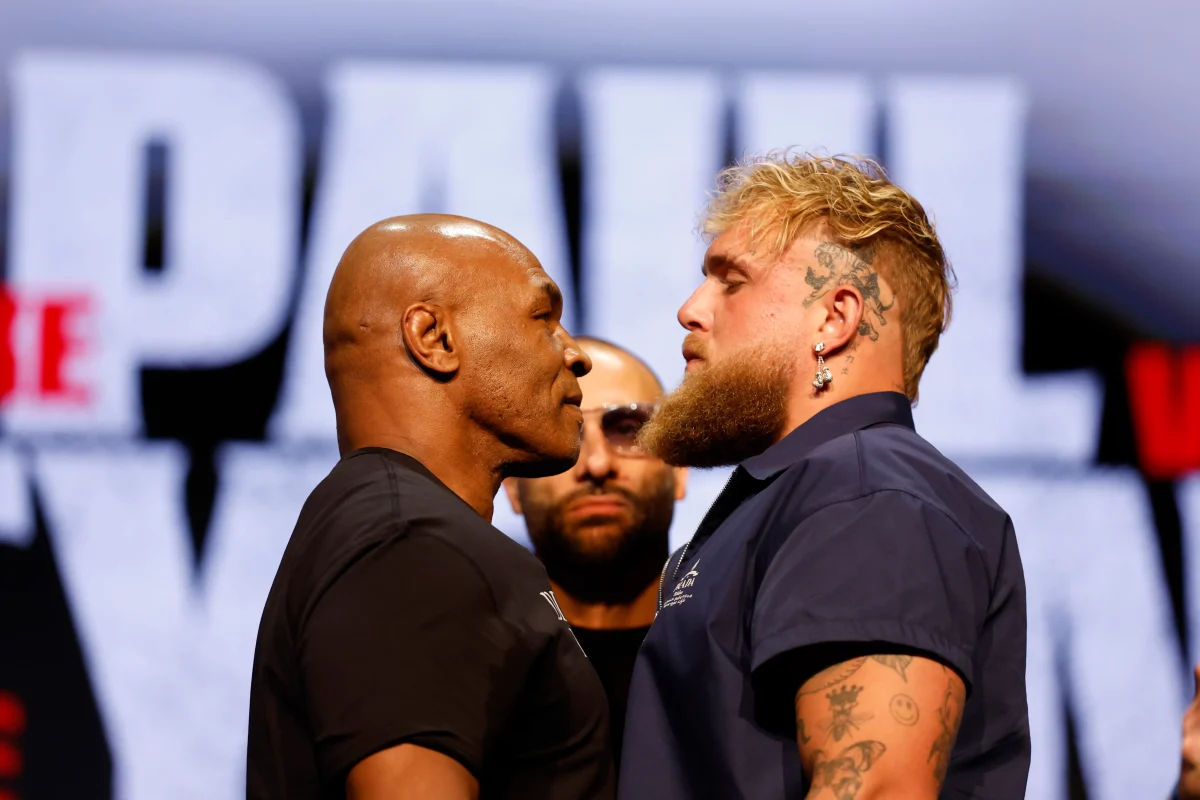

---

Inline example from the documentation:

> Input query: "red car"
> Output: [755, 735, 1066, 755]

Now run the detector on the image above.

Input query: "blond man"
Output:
[620, 153, 1029, 799]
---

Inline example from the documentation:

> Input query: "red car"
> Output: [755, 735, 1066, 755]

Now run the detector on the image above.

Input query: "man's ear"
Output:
[401, 303, 459, 377]
[502, 478, 523, 515]
[673, 467, 688, 501]
[814, 285, 865, 353]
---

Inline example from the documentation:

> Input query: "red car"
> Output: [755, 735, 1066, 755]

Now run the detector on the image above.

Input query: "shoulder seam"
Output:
[360, 455, 504, 615]
[297, 529, 506, 654]
[404, 529, 504, 615]
[801, 487, 990, 564]
[380, 453, 402, 539]
[853, 430, 866, 496]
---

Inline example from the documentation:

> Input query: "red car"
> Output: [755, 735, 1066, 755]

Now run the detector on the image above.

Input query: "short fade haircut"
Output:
[701, 150, 954, 401]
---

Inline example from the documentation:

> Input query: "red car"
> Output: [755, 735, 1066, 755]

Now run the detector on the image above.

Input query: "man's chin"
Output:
[559, 523, 631, 560]
[506, 433, 581, 478]
[508, 454, 576, 479]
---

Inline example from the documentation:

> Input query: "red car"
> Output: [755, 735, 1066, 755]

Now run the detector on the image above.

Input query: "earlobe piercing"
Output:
[812, 341, 832, 390]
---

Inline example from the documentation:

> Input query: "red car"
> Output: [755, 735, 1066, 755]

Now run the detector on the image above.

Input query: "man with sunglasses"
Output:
[505, 337, 686, 769]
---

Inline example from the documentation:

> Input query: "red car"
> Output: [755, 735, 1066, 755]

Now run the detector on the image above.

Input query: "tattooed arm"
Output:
[795, 654, 965, 799]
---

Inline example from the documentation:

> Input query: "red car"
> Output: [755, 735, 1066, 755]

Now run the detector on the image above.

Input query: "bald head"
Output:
[321, 213, 590, 483]
[324, 214, 535, 370]
[575, 337, 664, 402]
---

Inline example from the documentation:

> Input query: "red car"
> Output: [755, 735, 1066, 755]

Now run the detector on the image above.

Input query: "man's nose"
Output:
[562, 330, 593, 377]
[577, 420, 616, 480]
[678, 282, 713, 332]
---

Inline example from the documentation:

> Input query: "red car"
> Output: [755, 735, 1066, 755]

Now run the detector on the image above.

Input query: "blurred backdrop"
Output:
[0, 0, 1197, 798]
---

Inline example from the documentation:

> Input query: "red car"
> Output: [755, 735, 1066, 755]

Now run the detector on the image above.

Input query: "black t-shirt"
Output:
[571, 626, 649, 770]
[246, 448, 615, 800]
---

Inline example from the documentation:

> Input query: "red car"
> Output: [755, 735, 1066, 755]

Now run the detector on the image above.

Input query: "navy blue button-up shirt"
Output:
[619, 392, 1030, 799]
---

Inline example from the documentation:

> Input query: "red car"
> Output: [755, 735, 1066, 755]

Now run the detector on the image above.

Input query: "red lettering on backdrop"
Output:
[0, 693, 25, 736]
[0, 743, 20, 781]
[0, 691, 24, 790]
[0, 291, 15, 402]
[0, 288, 93, 405]
[1126, 343, 1200, 479]
[38, 295, 90, 403]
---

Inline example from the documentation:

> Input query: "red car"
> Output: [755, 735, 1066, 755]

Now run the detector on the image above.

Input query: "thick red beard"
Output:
[638, 345, 793, 468]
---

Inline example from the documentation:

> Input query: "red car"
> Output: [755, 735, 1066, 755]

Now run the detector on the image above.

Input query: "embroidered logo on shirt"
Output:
[662, 558, 700, 608]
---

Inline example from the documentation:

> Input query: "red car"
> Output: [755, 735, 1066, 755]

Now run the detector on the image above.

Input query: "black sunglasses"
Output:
[580, 402, 657, 457]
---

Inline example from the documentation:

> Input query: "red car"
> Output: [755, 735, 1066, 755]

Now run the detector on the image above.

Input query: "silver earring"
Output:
[812, 341, 832, 389]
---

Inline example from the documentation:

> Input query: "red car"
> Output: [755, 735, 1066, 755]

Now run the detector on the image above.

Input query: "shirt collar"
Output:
[741, 391, 915, 480]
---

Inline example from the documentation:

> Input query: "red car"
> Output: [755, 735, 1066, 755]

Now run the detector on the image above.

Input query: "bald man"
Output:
[246, 216, 615, 800]
[503, 338, 687, 770]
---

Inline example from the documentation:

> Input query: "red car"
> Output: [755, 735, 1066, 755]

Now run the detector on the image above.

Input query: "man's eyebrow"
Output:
[701, 254, 753, 277]
[536, 278, 563, 309]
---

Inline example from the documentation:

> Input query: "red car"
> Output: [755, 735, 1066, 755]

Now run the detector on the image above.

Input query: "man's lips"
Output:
[563, 392, 583, 419]
[565, 495, 630, 517]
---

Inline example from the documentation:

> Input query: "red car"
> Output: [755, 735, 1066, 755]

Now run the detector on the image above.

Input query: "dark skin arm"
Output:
[346, 743, 479, 800]
[795, 654, 966, 799]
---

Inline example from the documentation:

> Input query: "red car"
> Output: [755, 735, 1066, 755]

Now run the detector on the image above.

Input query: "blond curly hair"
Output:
[702, 150, 954, 401]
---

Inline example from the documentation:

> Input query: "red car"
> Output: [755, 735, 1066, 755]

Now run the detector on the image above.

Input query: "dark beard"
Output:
[524, 477, 674, 606]
[639, 345, 792, 468]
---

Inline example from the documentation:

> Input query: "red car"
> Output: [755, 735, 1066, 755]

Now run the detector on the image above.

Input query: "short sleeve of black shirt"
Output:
[750, 489, 990, 704]
[247, 448, 613, 800]
[300, 532, 523, 781]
